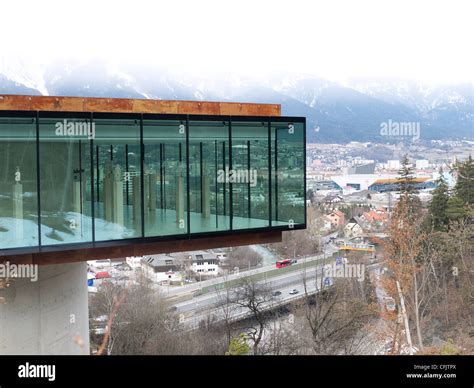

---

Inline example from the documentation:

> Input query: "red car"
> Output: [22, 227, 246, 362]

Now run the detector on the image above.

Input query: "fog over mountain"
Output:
[0, 60, 472, 143]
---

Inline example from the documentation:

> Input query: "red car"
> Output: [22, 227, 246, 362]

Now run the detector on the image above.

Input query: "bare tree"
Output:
[384, 197, 434, 351]
[270, 206, 321, 259]
[232, 278, 274, 355]
[90, 278, 229, 355]
[260, 315, 301, 355]
[90, 278, 177, 355]
[299, 266, 375, 354]
[214, 279, 238, 346]
[226, 246, 263, 271]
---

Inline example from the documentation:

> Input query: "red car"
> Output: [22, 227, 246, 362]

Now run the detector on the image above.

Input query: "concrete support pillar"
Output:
[201, 161, 210, 219]
[143, 174, 149, 213]
[148, 173, 157, 212]
[12, 182, 23, 242]
[103, 162, 114, 222]
[113, 165, 124, 228]
[72, 180, 81, 231]
[176, 176, 185, 224]
[132, 175, 141, 228]
[202, 175, 210, 218]
[0, 262, 89, 355]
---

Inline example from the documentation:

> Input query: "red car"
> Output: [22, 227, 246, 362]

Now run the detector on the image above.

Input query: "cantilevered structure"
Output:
[0, 95, 306, 265]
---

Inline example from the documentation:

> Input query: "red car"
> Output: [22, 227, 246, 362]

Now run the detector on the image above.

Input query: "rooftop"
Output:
[0, 94, 280, 116]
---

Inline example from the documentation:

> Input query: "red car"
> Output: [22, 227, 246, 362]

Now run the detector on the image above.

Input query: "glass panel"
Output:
[271, 121, 305, 226]
[93, 118, 141, 241]
[1, 113, 306, 254]
[0, 116, 39, 249]
[231, 121, 270, 230]
[189, 120, 230, 233]
[143, 119, 187, 237]
[39, 117, 93, 245]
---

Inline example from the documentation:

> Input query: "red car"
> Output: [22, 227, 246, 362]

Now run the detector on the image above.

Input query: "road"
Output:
[174, 265, 326, 329]
[176, 260, 384, 331]
[164, 244, 339, 300]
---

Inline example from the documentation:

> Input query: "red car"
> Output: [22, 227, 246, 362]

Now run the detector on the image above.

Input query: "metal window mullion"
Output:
[78, 139, 83, 217]
[268, 119, 272, 227]
[163, 143, 166, 210]
[140, 116, 145, 238]
[200, 142, 203, 212]
[214, 139, 218, 229]
[90, 112, 95, 244]
[186, 116, 191, 236]
[275, 127, 278, 221]
[125, 144, 129, 206]
[222, 141, 226, 216]
[36, 112, 42, 249]
[247, 140, 251, 218]
[303, 119, 307, 227]
[96, 144, 100, 203]
[160, 143, 163, 209]
[229, 119, 233, 231]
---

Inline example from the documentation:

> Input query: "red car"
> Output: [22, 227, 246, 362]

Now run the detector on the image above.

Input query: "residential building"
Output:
[141, 255, 180, 283]
[415, 159, 429, 169]
[344, 217, 365, 239]
[326, 210, 345, 229]
[190, 253, 220, 276]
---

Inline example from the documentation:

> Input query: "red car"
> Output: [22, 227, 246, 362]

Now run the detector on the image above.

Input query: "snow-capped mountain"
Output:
[0, 57, 47, 95]
[345, 78, 473, 140]
[0, 60, 472, 143]
[347, 78, 472, 112]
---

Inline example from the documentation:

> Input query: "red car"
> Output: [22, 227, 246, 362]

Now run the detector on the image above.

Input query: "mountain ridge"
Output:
[0, 61, 472, 143]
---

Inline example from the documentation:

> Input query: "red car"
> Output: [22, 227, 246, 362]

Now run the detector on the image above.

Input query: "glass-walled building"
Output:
[0, 109, 306, 254]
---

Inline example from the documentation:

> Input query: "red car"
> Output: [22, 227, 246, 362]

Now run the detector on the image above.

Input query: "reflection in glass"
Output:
[189, 120, 231, 233]
[0, 114, 306, 252]
[143, 119, 187, 237]
[271, 121, 305, 226]
[0, 116, 39, 248]
[39, 117, 93, 245]
[94, 118, 141, 241]
[231, 121, 271, 229]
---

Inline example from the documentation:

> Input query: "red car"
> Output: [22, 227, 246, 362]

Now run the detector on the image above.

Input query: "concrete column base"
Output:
[0, 262, 89, 355]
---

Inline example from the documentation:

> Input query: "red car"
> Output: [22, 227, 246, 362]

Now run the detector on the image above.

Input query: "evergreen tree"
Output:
[398, 154, 418, 196]
[428, 168, 449, 230]
[446, 195, 467, 221]
[397, 155, 421, 219]
[454, 155, 474, 205]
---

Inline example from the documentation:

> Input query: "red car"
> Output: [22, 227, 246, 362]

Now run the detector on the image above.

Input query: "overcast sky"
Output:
[1, 0, 472, 84]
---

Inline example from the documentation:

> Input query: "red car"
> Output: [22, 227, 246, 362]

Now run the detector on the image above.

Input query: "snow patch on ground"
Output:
[0, 212, 136, 249]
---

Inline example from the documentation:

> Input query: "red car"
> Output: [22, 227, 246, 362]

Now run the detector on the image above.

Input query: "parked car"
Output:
[272, 291, 282, 297]
[289, 289, 299, 295]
